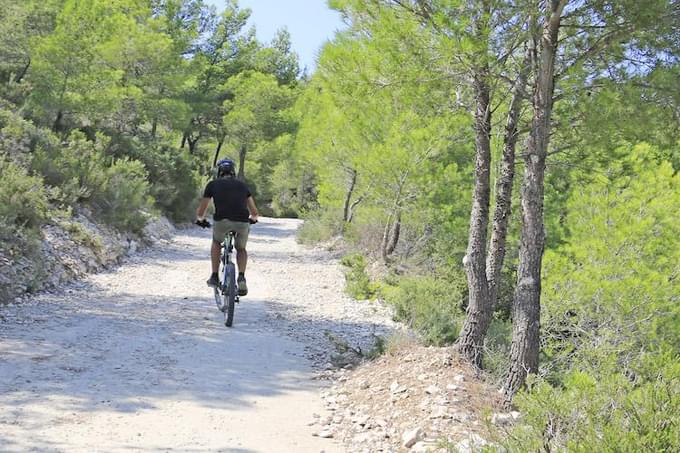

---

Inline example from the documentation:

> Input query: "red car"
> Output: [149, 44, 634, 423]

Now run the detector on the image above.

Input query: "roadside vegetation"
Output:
[0, 0, 300, 298]
[290, 1, 680, 450]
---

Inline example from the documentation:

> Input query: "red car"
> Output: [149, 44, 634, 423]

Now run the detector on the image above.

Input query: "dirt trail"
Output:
[0, 218, 396, 452]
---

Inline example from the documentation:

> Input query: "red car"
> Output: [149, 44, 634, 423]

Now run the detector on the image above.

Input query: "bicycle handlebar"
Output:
[195, 218, 257, 228]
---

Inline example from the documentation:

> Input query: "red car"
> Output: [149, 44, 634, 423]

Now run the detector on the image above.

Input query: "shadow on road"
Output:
[0, 284, 377, 452]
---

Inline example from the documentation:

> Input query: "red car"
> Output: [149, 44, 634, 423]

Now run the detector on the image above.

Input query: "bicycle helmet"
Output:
[216, 158, 236, 177]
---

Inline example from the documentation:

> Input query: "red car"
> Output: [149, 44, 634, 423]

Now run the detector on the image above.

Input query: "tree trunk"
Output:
[380, 212, 394, 263]
[15, 58, 30, 83]
[458, 67, 493, 367]
[53, 110, 63, 133]
[347, 199, 362, 223]
[385, 210, 401, 256]
[502, 0, 566, 406]
[187, 136, 199, 155]
[238, 144, 246, 181]
[486, 48, 532, 312]
[151, 119, 157, 139]
[181, 133, 187, 149]
[212, 138, 224, 168]
[342, 168, 358, 223]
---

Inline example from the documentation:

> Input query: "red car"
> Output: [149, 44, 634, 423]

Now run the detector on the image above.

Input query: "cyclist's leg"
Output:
[211, 220, 230, 272]
[232, 223, 250, 273]
[230, 222, 251, 296]
[208, 220, 228, 287]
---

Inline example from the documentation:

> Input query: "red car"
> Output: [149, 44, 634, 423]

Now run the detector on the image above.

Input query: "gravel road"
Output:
[0, 217, 396, 452]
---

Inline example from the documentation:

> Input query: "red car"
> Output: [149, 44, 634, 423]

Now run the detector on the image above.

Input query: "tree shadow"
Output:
[0, 278, 387, 452]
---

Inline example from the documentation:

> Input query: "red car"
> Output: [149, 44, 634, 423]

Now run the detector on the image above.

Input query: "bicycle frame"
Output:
[214, 231, 238, 326]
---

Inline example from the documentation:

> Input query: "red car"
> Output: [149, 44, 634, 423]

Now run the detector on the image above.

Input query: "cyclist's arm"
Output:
[247, 196, 259, 221]
[196, 197, 211, 221]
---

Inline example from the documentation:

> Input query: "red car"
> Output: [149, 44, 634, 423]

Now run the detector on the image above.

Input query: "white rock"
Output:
[353, 432, 372, 443]
[412, 441, 437, 452]
[353, 414, 370, 426]
[402, 427, 425, 449]
[456, 433, 488, 453]
[429, 406, 450, 419]
[453, 374, 465, 384]
[511, 411, 521, 420]
[425, 385, 440, 395]
[446, 384, 459, 391]
[450, 412, 470, 422]
[390, 381, 407, 394]
[491, 413, 513, 425]
[317, 429, 334, 438]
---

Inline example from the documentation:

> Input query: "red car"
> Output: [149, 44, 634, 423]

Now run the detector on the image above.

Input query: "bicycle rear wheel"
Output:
[223, 262, 236, 327]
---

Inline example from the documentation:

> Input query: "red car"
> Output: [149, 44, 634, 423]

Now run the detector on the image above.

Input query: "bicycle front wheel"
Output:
[223, 262, 236, 327]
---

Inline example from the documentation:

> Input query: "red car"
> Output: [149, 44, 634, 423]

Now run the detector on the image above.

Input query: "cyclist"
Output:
[195, 158, 259, 296]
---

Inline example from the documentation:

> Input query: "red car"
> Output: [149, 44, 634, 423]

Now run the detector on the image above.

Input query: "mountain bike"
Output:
[196, 218, 256, 327]
[215, 230, 238, 326]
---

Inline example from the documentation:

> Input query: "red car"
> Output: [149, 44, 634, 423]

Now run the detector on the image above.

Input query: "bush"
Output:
[502, 355, 680, 452]
[269, 155, 317, 217]
[31, 132, 154, 232]
[31, 131, 108, 206]
[382, 275, 464, 346]
[340, 253, 379, 299]
[0, 107, 58, 167]
[93, 158, 154, 233]
[0, 159, 49, 230]
[481, 318, 513, 383]
[125, 141, 202, 222]
[297, 208, 344, 244]
[499, 147, 680, 451]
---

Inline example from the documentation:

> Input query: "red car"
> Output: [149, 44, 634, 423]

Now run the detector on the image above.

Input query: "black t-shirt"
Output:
[203, 177, 252, 222]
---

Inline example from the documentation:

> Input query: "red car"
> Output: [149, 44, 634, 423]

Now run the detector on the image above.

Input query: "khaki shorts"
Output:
[213, 219, 250, 249]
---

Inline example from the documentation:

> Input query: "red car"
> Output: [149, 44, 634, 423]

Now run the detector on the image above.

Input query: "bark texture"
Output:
[458, 67, 493, 367]
[238, 144, 246, 181]
[212, 138, 224, 168]
[385, 210, 401, 256]
[342, 168, 358, 223]
[503, 0, 567, 406]
[486, 49, 532, 312]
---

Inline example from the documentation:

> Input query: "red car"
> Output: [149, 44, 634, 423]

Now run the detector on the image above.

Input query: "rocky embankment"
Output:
[311, 344, 512, 452]
[0, 213, 174, 304]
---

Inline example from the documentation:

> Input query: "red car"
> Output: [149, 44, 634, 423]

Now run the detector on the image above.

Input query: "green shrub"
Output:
[499, 147, 680, 451]
[31, 132, 154, 232]
[31, 131, 108, 206]
[125, 142, 202, 222]
[93, 158, 154, 233]
[0, 107, 58, 167]
[340, 253, 379, 299]
[0, 159, 49, 230]
[502, 355, 680, 452]
[297, 208, 344, 244]
[481, 318, 512, 383]
[382, 276, 464, 346]
[59, 219, 103, 252]
[269, 155, 317, 217]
